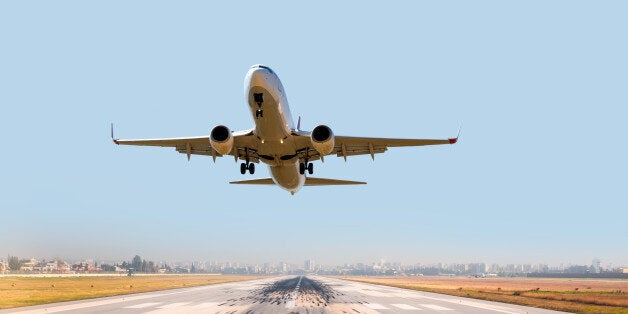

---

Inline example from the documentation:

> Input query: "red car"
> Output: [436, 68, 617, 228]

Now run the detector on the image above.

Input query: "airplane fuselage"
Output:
[244, 65, 305, 194]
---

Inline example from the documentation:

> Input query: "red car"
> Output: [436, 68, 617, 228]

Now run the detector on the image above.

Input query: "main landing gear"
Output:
[240, 148, 255, 175]
[299, 162, 313, 175]
[240, 162, 255, 175]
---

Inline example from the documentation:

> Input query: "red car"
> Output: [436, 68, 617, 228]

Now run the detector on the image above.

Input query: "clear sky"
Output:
[1, 1, 626, 267]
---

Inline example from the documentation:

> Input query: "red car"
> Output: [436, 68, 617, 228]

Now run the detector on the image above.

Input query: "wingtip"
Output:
[111, 123, 119, 145]
[449, 124, 462, 144]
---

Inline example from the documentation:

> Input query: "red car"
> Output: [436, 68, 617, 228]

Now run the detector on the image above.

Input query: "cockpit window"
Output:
[257, 65, 275, 74]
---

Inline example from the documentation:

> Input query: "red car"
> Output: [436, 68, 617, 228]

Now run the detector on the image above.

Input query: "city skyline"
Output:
[3, 254, 624, 273]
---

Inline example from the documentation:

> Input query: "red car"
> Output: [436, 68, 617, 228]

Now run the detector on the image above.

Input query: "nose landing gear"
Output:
[253, 93, 264, 119]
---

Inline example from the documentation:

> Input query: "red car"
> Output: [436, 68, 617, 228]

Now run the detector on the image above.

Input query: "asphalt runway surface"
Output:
[3, 276, 566, 313]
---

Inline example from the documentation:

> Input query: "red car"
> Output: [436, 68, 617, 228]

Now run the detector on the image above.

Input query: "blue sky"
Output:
[1, 1, 626, 267]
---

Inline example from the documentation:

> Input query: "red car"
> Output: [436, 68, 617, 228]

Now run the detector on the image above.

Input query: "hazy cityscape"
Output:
[2, 255, 627, 278]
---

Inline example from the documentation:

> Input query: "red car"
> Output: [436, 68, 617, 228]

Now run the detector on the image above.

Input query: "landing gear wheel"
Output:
[248, 163, 255, 174]
[240, 163, 247, 175]
[307, 163, 313, 175]
[299, 162, 306, 175]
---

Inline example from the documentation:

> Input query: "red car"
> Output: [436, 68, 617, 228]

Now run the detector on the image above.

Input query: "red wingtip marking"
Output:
[113, 139, 119, 145]
[449, 138, 458, 144]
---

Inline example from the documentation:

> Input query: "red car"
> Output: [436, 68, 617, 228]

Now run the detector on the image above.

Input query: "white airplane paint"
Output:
[113, 65, 459, 194]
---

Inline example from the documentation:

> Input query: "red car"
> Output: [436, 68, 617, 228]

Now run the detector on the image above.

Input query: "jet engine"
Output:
[210, 125, 234, 155]
[311, 125, 335, 155]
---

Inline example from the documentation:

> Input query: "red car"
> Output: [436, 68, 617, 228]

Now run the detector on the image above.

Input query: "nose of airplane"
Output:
[250, 64, 275, 74]
[246, 64, 276, 88]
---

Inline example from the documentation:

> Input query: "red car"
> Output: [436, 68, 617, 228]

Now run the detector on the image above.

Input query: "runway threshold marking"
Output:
[156, 302, 190, 309]
[420, 304, 453, 311]
[392, 303, 422, 310]
[365, 303, 389, 310]
[124, 302, 162, 309]
[192, 302, 220, 308]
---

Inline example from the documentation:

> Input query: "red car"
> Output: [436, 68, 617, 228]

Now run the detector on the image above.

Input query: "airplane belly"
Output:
[248, 86, 290, 140]
[270, 163, 305, 193]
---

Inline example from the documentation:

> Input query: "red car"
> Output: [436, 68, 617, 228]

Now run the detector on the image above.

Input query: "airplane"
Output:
[112, 64, 459, 195]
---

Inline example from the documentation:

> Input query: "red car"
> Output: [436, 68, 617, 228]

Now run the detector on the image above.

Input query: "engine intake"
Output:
[311, 125, 335, 155]
[210, 125, 234, 155]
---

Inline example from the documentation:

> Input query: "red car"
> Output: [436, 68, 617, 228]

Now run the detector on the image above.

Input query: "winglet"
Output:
[448, 124, 462, 144]
[296, 116, 301, 131]
[111, 123, 119, 145]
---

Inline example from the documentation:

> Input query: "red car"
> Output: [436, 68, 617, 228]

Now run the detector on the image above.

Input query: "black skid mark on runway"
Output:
[247, 276, 340, 307]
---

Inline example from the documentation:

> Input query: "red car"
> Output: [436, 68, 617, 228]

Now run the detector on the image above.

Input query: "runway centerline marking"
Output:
[285, 275, 303, 309]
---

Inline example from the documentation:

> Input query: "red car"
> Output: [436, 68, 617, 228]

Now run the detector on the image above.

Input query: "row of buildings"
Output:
[2, 257, 627, 277]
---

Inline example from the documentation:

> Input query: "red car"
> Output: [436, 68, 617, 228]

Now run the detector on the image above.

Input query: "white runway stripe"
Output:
[156, 302, 190, 309]
[124, 302, 162, 309]
[365, 303, 389, 310]
[420, 304, 453, 311]
[392, 303, 422, 310]
[191, 302, 219, 308]
[8, 292, 177, 314]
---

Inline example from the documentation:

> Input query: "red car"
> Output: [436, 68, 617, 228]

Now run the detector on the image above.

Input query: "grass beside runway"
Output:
[339, 276, 628, 314]
[0, 274, 263, 309]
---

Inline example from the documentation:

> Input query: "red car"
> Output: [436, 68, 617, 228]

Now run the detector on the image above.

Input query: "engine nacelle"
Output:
[311, 125, 335, 155]
[210, 125, 234, 155]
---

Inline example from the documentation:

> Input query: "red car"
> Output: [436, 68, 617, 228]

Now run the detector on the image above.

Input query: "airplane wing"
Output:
[293, 130, 459, 162]
[112, 126, 259, 162]
[230, 177, 366, 185]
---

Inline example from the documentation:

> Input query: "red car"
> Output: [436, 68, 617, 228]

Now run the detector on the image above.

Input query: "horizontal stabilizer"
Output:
[229, 177, 366, 186]
[230, 178, 275, 185]
[304, 177, 366, 186]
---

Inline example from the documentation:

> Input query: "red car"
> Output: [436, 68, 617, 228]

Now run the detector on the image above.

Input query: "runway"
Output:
[2, 276, 566, 313]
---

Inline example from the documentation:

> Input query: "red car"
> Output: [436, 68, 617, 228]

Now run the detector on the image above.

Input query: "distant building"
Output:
[305, 260, 315, 272]
[592, 259, 601, 274]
